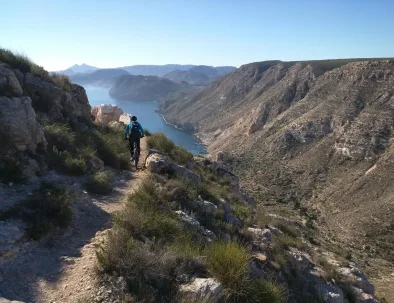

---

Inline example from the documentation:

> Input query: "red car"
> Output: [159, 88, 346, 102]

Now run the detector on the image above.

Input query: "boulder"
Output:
[145, 150, 201, 183]
[225, 214, 241, 225]
[119, 113, 131, 125]
[24, 73, 91, 123]
[174, 211, 200, 228]
[288, 247, 315, 273]
[350, 287, 379, 303]
[108, 121, 122, 129]
[62, 84, 91, 121]
[179, 278, 222, 301]
[0, 65, 23, 97]
[0, 96, 46, 152]
[169, 163, 201, 183]
[247, 227, 274, 243]
[145, 152, 171, 173]
[337, 263, 375, 295]
[91, 104, 123, 125]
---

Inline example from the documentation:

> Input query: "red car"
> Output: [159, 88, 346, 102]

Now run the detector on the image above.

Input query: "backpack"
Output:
[130, 121, 140, 134]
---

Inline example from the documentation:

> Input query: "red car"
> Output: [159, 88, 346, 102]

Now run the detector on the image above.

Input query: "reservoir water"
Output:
[84, 86, 205, 155]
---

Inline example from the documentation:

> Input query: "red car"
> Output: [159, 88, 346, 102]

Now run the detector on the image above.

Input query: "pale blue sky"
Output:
[1, 0, 393, 71]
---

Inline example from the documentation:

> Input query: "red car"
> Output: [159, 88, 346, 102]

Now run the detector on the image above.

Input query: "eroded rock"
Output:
[179, 278, 222, 301]
[91, 104, 123, 125]
[0, 65, 23, 97]
[0, 96, 46, 152]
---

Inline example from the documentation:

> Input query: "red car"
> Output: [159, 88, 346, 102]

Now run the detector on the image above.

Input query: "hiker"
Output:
[124, 115, 145, 160]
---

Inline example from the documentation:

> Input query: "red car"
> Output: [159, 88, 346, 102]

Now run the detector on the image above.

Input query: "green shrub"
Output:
[51, 147, 85, 175]
[0, 126, 25, 183]
[91, 127, 130, 170]
[50, 73, 73, 91]
[147, 133, 193, 165]
[86, 171, 113, 194]
[248, 280, 287, 303]
[44, 123, 75, 151]
[0, 48, 48, 79]
[273, 234, 305, 250]
[64, 155, 86, 175]
[206, 241, 251, 299]
[271, 219, 300, 238]
[254, 205, 270, 228]
[0, 182, 72, 239]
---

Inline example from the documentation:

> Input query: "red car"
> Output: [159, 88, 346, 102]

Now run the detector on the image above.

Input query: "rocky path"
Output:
[0, 139, 148, 303]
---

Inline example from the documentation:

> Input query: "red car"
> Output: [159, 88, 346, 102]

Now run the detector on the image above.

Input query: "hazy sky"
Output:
[1, 0, 393, 71]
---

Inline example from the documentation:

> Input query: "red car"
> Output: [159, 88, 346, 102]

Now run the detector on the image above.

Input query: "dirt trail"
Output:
[0, 139, 148, 303]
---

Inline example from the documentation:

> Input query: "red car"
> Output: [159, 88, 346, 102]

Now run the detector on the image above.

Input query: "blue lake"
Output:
[84, 86, 206, 155]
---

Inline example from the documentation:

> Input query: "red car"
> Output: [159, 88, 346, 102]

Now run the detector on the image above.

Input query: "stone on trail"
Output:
[179, 278, 222, 301]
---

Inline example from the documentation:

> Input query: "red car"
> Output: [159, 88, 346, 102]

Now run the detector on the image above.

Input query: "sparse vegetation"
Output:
[45, 122, 130, 171]
[50, 73, 73, 91]
[248, 279, 287, 303]
[206, 241, 250, 299]
[86, 171, 113, 194]
[0, 47, 48, 79]
[147, 133, 193, 165]
[0, 125, 25, 183]
[0, 182, 71, 239]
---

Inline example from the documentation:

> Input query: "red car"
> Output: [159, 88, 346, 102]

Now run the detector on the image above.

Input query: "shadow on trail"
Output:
[0, 170, 136, 302]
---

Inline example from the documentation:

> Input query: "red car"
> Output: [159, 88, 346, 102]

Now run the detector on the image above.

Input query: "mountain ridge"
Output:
[160, 58, 394, 298]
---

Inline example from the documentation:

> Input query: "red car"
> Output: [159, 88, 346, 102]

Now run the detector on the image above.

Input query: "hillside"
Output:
[160, 58, 394, 299]
[0, 49, 386, 302]
[109, 74, 186, 101]
[164, 65, 237, 86]
[70, 68, 130, 87]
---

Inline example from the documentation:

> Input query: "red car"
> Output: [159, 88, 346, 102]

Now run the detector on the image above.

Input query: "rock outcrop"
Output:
[91, 104, 123, 125]
[119, 113, 131, 125]
[145, 150, 201, 183]
[179, 278, 223, 301]
[24, 73, 91, 123]
[0, 65, 23, 97]
[0, 96, 45, 152]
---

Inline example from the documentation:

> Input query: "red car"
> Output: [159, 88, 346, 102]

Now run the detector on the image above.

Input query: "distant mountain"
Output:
[70, 68, 130, 87]
[54, 63, 98, 76]
[215, 66, 237, 75]
[164, 69, 211, 85]
[119, 64, 195, 77]
[163, 65, 236, 85]
[109, 75, 186, 101]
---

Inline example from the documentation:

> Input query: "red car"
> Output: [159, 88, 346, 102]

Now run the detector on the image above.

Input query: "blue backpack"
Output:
[130, 121, 140, 133]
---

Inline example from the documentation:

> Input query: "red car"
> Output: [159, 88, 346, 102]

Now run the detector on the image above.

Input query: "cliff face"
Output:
[161, 59, 394, 277]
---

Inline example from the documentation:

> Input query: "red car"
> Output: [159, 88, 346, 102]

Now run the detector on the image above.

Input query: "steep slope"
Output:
[70, 68, 130, 87]
[109, 75, 186, 101]
[161, 59, 394, 297]
[164, 65, 236, 86]
[164, 69, 211, 85]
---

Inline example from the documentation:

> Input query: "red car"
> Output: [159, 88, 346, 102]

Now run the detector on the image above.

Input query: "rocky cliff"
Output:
[161, 59, 394, 299]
